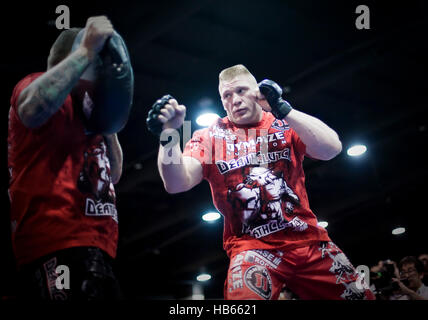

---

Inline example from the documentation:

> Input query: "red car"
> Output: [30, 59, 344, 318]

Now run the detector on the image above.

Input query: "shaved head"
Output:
[47, 28, 82, 69]
[219, 64, 258, 90]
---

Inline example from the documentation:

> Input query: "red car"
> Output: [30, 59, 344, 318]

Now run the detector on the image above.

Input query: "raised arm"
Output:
[147, 96, 203, 194]
[17, 16, 114, 128]
[258, 79, 342, 160]
[157, 142, 203, 194]
[283, 109, 342, 160]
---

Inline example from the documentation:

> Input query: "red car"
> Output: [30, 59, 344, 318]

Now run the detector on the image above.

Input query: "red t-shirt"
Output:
[183, 111, 330, 258]
[8, 72, 118, 267]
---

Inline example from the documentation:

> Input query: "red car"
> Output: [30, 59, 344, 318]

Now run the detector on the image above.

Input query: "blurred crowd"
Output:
[279, 253, 428, 300]
[369, 254, 428, 300]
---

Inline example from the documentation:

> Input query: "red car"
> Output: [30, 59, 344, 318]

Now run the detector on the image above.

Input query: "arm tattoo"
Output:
[22, 49, 90, 127]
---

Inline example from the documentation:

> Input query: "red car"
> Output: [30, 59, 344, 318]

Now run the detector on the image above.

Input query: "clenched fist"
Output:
[147, 95, 186, 137]
[80, 16, 114, 61]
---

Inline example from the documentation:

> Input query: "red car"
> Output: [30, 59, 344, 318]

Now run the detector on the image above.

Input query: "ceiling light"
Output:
[317, 221, 328, 228]
[392, 227, 405, 235]
[196, 113, 220, 127]
[196, 273, 211, 282]
[202, 212, 221, 222]
[347, 144, 367, 157]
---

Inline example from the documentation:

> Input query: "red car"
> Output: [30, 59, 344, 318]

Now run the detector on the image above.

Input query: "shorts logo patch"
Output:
[244, 265, 272, 299]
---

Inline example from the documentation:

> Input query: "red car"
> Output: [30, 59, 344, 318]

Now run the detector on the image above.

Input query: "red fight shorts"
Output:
[224, 241, 375, 300]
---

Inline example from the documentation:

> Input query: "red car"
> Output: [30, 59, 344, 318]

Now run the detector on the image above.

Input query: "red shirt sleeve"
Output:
[183, 128, 213, 179]
[290, 128, 307, 160]
[9, 73, 45, 148]
[10, 73, 43, 112]
[9, 73, 47, 134]
[9, 72, 73, 136]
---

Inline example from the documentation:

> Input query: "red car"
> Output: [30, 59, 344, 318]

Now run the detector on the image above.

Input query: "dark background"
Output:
[1, 0, 427, 299]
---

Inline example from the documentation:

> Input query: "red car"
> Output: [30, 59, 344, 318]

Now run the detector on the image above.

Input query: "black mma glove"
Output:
[146, 94, 182, 146]
[258, 79, 293, 120]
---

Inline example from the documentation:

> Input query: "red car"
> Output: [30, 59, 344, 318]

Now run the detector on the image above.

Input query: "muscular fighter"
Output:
[8, 16, 133, 300]
[147, 64, 375, 300]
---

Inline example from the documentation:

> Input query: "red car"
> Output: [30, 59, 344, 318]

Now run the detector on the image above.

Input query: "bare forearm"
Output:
[18, 47, 91, 128]
[285, 109, 342, 160]
[104, 134, 123, 184]
[157, 144, 192, 194]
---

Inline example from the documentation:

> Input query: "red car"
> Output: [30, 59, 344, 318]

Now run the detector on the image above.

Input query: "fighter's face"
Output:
[219, 74, 263, 125]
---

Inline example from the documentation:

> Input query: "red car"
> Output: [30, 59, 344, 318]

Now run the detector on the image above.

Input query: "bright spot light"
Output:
[202, 212, 221, 222]
[318, 221, 328, 228]
[196, 273, 211, 282]
[196, 113, 219, 127]
[347, 144, 367, 157]
[392, 227, 405, 235]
